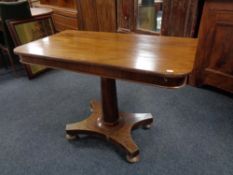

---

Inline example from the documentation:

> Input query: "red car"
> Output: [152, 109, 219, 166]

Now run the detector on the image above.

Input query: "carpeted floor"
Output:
[0, 70, 232, 175]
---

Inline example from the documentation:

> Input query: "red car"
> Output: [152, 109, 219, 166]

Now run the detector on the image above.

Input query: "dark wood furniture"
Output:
[0, 0, 32, 73]
[36, 0, 78, 31]
[190, 0, 233, 93]
[72, 0, 202, 36]
[116, 0, 203, 37]
[14, 30, 197, 163]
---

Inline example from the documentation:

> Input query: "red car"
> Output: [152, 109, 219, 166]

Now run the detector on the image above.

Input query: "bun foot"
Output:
[126, 154, 140, 163]
[65, 134, 78, 140]
[143, 124, 152, 129]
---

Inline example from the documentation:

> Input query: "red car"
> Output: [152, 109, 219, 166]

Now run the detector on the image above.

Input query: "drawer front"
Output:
[52, 14, 78, 31]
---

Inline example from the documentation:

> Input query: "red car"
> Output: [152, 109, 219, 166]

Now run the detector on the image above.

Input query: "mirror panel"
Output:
[137, 0, 163, 33]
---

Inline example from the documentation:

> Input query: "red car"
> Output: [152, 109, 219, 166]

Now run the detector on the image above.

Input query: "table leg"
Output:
[66, 78, 153, 163]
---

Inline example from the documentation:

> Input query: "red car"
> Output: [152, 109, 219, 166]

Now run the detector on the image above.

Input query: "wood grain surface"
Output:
[15, 30, 197, 75]
[14, 30, 197, 87]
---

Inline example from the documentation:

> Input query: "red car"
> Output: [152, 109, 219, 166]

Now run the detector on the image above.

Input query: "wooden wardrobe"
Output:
[190, 0, 233, 93]
[76, 0, 203, 37]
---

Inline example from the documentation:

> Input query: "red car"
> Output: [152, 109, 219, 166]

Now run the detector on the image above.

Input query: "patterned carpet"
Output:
[0, 70, 232, 175]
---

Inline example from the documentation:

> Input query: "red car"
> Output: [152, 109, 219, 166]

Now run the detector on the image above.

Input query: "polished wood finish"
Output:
[14, 31, 197, 162]
[36, 0, 78, 31]
[190, 0, 233, 93]
[101, 78, 119, 124]
[77, 0, 117, 32]
[14, 30, 197, 87]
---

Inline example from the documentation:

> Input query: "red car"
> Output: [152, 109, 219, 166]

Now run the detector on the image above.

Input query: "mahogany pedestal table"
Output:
[14, 30, 197, 163]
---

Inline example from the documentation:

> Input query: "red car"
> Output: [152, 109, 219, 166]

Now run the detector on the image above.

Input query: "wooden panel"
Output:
[205, 69, 233, 93]
[52, 14, 78, 31]
[161, 0, 202, 37]
[190, 0, 233, 93]
[117, 0, 134, 32]
[76, 0, 99, 31]
[208, 23, 233, 75]
[36, 2, 78, 31]
[77, 0, 117, 32]
[96, 0, 117, 32]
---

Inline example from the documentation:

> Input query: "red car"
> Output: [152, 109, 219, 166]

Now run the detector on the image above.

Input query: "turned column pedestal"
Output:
[65, 78, 154, 163]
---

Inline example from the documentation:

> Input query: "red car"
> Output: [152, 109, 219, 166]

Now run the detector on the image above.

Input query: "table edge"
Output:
[17, 53, 190, 88]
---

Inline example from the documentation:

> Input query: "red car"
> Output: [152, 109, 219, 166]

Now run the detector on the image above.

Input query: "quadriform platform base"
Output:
[66, 99, 153, 163]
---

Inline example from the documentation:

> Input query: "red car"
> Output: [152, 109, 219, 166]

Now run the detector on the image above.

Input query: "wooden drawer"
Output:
[40, 0, 77, 9]
[52, 14, 78, 31]
[36, 2, 78, 31]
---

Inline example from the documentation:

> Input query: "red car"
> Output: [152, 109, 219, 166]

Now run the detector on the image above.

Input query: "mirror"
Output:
[137, 0, 163, 33]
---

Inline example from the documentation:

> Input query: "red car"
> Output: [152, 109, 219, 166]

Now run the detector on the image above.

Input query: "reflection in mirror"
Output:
[137, 0, 163, 33]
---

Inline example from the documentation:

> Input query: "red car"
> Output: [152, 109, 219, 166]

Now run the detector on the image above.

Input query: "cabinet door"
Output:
[191, 0, 233, 93]
[161, 0, 201, 37]
[77, 0, 117, 32]
[117, 0, 202, 36]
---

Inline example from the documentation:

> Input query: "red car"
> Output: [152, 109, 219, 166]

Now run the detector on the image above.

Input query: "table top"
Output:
[31, 7, 53, 17]
[14, 30, 197, 87]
